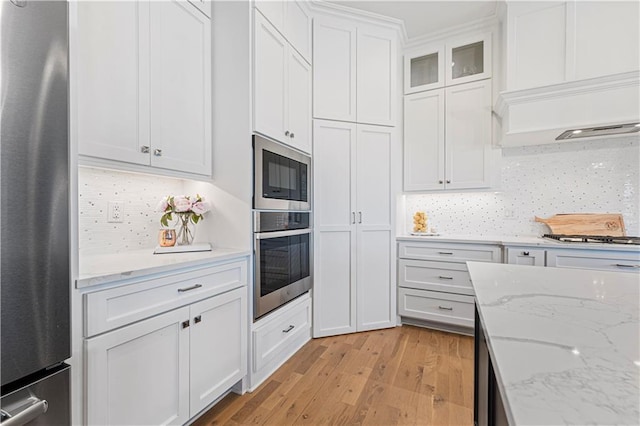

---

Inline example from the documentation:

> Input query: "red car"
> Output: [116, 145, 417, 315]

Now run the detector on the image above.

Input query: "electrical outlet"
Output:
[107, 201, 124, 223]
[504, 209, 516, 220]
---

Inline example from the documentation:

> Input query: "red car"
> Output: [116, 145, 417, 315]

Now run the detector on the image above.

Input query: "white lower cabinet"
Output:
[84, 259, 248, 425]
[546, 249, 640, 272]
[249, 293, 311, 390]
[397, 240, 501, 334]
[313, 120, 395, 338]
[86, 307, 191, 426]
[506, 247, 546, 266]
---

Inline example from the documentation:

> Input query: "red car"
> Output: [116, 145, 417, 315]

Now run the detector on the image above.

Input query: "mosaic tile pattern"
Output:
[404, 137, 640, 236]
[78, 167, 187, 255]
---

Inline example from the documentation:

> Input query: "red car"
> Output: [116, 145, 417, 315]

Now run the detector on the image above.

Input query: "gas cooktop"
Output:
[543, 234, 640, 245]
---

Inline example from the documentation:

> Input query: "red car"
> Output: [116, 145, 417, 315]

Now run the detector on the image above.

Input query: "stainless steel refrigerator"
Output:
[1, 0, 71, 424]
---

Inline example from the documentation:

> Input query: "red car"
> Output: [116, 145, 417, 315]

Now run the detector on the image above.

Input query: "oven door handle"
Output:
[256, 228, 312, 239]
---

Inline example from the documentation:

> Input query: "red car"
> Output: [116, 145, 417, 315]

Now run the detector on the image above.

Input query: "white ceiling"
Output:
[327, 1, 498, 39]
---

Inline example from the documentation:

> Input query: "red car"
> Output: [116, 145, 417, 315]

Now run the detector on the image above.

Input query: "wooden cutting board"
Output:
[535, 214, 626, 236]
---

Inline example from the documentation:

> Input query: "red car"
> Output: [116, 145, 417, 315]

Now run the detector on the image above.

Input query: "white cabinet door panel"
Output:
[356, 26, 396, 126]
[189, 288, 247, 416]
[313, 120, 357, 337]
[445, 80, 491, 190]
[150, 0, 211, 175]
[403, 90, 445, 191]
[313, 120, 356, 228]
[357, 229, 393, 331]
[86, 307, 190, 426]
[356, 125, 392, 227]
[254, 12, 287, 143]
[507, 2, 567, 90]
[506, 248, 546, 266]
[286, 1, 312, 63]
[76, 1, 149, 165]
[287, 49, 312, 154]
[313, 18, 357, 122]
[313, 230, 357, 337]
[574, 2, 640, 80]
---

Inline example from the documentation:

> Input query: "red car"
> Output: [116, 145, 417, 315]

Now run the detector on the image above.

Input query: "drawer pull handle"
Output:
[178, 284, 203, 293]
[182, 320, 190, 329]
[438, 252, 454, 255]
[438, 306, 453, 311]
[194, 315, 202, 324]
[614, 264, 640, 268]
[438, 276, 453, 280]
[282, 325, 295, 333]
[523, 251, 530, 256]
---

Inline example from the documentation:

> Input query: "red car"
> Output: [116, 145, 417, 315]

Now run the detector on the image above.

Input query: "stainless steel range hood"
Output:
[556, 122, 640, 140]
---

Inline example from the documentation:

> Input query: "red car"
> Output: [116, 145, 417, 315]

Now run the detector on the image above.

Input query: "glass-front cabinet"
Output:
[445, 33, 492, 86]
[404, 45, 445, 94]
[404, 33, 491, 94]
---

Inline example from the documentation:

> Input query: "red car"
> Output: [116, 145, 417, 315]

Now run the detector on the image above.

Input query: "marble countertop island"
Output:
[468, 262, 640, 425]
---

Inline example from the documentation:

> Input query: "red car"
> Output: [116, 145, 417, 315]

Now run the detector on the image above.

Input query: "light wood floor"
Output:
[194, 325, 474, 426]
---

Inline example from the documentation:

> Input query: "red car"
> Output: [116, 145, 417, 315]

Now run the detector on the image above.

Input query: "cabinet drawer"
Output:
[398, 241, 501, 263]
[253, 295, 311, 372]
[85, 260, 247, 337]
[506, 247, 546, 266]
[546, 249, 640, 273]
[398, 259, 473, 295]
[398, 288, 474, 328]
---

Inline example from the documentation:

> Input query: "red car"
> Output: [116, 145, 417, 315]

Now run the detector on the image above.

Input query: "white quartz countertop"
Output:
[78, 247, 250, 288]
[396, 234, 640, 251]
[468, 262, 640, 425]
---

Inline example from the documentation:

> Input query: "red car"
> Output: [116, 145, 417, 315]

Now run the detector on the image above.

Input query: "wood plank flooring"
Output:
[194, 325, 474, 426]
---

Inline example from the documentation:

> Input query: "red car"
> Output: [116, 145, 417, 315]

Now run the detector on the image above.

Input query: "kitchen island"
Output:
[469, 262, 639, 425]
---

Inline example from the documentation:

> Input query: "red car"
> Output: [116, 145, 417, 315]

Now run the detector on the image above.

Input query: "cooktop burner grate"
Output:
[543, 234, 640, 245]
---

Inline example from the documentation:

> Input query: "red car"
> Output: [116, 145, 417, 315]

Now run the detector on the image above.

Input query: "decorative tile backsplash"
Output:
[78, 167, 189, 255]
[404, 137, 639, 236]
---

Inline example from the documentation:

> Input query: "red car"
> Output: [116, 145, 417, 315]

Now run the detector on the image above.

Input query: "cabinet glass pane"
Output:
[451, 41, 484, 80]
[410, 53, 438, 87]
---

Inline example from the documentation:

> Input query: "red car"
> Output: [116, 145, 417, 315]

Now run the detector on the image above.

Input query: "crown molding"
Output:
[404, 12, 500, 50]
[308, 0, 407, 41]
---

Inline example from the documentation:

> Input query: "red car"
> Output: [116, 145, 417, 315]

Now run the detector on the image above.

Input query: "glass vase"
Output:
[176, 213, 196, 245]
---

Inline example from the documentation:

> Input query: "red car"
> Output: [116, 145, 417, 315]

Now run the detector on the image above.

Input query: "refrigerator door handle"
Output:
[1, 397, 48, 426]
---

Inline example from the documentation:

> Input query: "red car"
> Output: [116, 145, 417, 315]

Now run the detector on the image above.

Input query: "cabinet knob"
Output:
[154, 148, 162, 157]
[523, 251, 530, 256]
[290, 133, 295, 139]
[181, 320, 190, 329]
[140, 145, 150, 154]
[438, 180, 443, 184]
[285, 130, 290, 136]
[194, 315, 202, 324]
[446, 180, 451, 184]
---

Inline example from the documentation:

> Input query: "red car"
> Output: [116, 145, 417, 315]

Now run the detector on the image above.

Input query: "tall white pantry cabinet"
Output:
[312, 14, 398, 338]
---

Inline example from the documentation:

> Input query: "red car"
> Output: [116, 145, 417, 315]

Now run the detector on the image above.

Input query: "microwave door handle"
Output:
[256, 228, 312, 239]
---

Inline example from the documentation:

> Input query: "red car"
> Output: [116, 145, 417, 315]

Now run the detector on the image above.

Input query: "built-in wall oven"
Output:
[253, 135, 310, 211]
[253, 211, 312, 319]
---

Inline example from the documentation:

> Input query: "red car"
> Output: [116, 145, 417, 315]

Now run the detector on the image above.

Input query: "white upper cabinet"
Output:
[445, 33, 492, 86]
[403, 90, 445, 191]
[187, 0, 211, 18]
[313, 17, 357, 123]
[404, 33, 490, 95]
[356, 25, 397, 126]
[573, 2, 639, 80]
[149, 0, 212, 175]
[74, 0, 212, 176]
[404, 45, 445, 94]
[444, 80, 491, 190]
[254, 0, 311, 63]
[254, 11, 311, 153]
[505, 1, 640, 91]
[404, 81, 491, 191]
[76, 1, 149, 166]
[313, 16, 397, 126]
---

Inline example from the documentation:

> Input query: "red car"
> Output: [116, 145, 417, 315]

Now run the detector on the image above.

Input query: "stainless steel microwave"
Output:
[253, 135, 310, 211]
